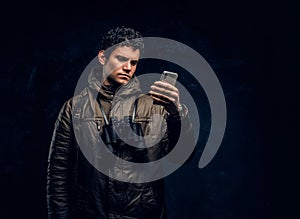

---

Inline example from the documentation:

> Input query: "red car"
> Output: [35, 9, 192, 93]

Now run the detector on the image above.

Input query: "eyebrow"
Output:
[116, 55, 139, 66]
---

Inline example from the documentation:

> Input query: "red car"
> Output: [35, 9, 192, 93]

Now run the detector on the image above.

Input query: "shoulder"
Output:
[71, 87, 89, 104]
[59, 88, 90, 116]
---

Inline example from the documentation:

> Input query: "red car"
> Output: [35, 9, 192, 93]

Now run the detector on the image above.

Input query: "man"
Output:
[47, 26, 194, 219]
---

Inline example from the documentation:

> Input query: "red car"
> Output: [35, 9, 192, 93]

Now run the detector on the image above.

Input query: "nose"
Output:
[123, 60, 132, 71]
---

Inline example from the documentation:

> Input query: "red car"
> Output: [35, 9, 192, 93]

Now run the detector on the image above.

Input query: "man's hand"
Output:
[149, 81, 182, 115]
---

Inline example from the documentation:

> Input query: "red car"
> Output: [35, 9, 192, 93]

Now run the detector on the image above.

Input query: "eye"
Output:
[116, 55, 128, 62]
[130, 60, 138, 66]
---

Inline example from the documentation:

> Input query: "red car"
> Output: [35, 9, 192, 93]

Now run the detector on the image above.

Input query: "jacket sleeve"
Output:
[165, 104, 196, 164]
[47, 99, 75, 219]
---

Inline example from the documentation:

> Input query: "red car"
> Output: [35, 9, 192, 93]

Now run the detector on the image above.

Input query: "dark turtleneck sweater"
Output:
[96, 84, 118, 121]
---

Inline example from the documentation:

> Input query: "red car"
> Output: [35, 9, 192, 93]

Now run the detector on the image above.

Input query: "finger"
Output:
[149, 91, 176, 103]
[153, 81, 178, 92]
[151, 95, 171, 105]
[150, 85, 179, 99]
[151, 96, 178, 114]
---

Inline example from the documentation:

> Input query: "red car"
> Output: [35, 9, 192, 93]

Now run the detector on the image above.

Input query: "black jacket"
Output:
[47, 72, 194, 219]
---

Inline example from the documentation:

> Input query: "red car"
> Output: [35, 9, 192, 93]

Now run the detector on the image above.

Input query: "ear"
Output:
[98, 50, 106, 65]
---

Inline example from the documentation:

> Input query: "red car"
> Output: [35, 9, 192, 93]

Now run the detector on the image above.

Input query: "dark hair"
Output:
[100, 26, 144, 57]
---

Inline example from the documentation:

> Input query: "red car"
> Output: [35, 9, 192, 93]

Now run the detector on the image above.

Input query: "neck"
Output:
[101, 83, 119, 94]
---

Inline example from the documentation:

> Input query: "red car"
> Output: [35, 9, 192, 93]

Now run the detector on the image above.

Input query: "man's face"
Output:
[98, 46, 140, 86]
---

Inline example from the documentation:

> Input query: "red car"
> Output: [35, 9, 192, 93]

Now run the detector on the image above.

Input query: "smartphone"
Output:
[160, 71, 178, 86]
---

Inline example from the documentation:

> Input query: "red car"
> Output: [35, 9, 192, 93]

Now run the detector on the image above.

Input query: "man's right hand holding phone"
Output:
[149, 72, 183, 115]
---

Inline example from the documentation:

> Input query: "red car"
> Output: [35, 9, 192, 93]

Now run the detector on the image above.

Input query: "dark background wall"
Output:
[1, 0, 298, 218]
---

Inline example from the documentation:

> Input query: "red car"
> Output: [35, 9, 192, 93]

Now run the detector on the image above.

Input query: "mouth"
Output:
[118, 73, 131, 80]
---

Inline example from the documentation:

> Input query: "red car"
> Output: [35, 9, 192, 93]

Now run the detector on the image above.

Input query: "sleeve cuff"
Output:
[167, 104, 189, 121]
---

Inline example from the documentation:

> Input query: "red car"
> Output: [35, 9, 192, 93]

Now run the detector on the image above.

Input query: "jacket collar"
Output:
[87, 68, 142, 101]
